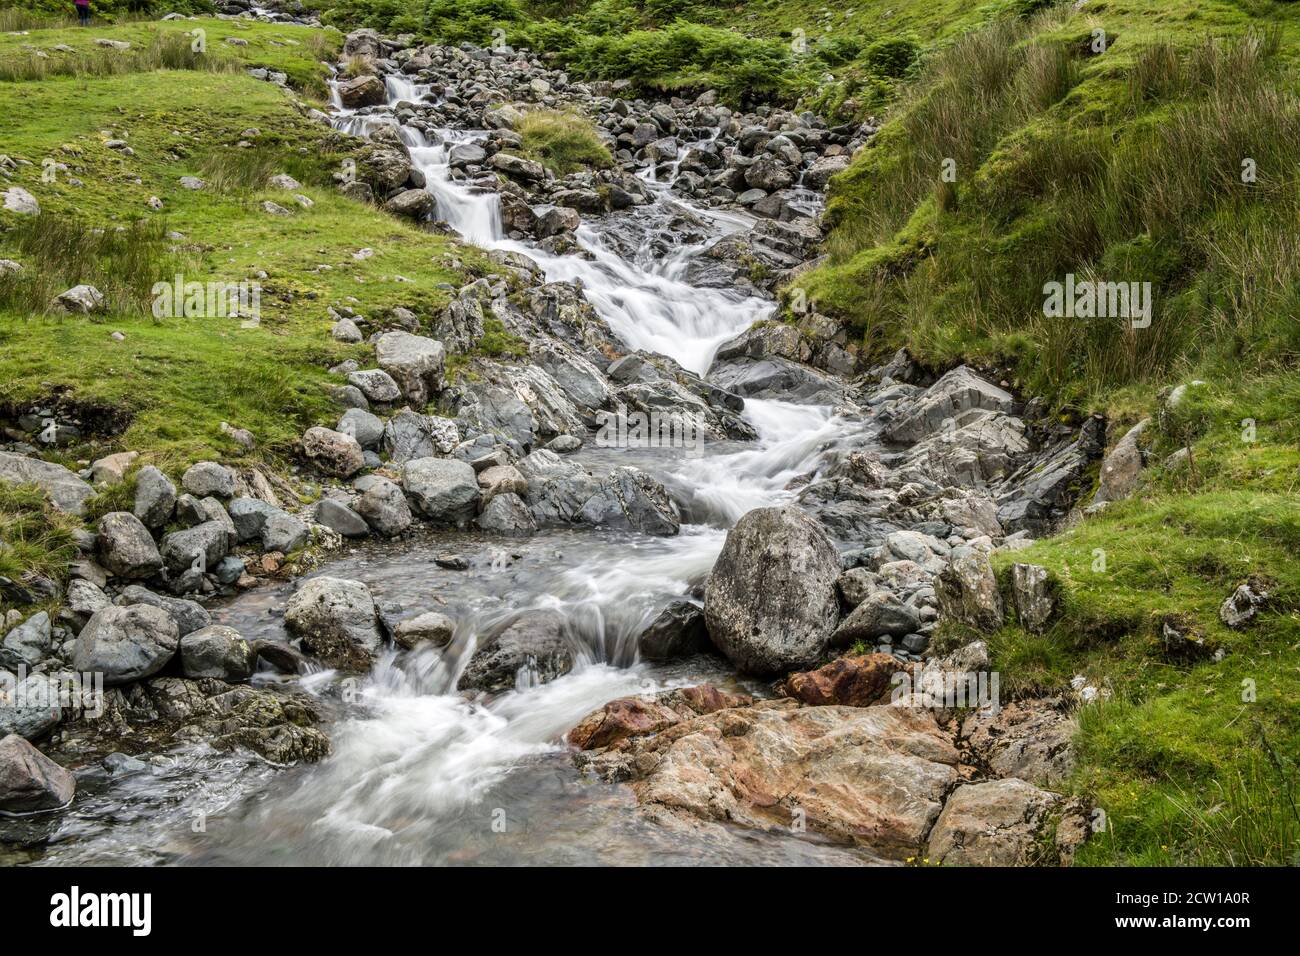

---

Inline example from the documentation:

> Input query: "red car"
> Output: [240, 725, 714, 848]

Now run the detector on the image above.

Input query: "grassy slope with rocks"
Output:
[786, 1, 1300, 865]
[0, 18, 482, 472]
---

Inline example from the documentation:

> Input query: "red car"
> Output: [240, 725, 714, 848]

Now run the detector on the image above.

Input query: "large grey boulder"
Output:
[457, 612, 573, 692]
[517, 449, 600, 524]
[0, 734, 76, 813]
[180, 625, 257, 681]
[132, 465, 176, 528]
[262, 512, 311, 553]
[73, 604, 180, 685]
[96, 512, 162, 580]
[375, 331, 445, 408]
[401, 457, 478, 525]
[2, 186, 40, 215]
[284, 576, 383, 671]
[227, 497, 283, 543]
[353, 476, 413, 536]
[348, 369, 402, 403]
[314, 499, 369, 538]
[337, 73, 385, 108]
[338, 408, 384, 449]
[393, 611, 455, 650]
[703, 505, 842, 675]
[0, 450, 95, 516]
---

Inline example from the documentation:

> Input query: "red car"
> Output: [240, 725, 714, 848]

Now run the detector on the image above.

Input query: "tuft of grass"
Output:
[0, 484, 80, 614]
[516, 109, 613, 176]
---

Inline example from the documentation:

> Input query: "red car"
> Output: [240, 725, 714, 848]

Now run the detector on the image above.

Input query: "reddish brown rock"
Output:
[566, 683, 751, 750]
[779, 653, 906, 707]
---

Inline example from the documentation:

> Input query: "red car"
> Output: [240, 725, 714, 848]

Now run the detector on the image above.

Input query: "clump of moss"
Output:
[516, 109, 613, 176]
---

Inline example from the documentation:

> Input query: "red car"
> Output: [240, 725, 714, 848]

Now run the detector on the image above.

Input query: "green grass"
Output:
[945, 372, 1300, 866]
[516, 109, 612, 176]
[0, 16, 341, 95]
[0, 484, 80, 616]
[0, 49, 482, 468]
[793, 3, 1300, 409]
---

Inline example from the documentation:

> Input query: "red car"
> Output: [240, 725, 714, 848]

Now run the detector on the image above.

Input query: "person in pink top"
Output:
[75, 0, 91, 27]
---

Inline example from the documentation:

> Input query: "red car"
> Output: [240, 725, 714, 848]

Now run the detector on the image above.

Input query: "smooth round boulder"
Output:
[401, 457, 478, 525]
[283, 576, 382, 671]
[703, 505, 841, 675]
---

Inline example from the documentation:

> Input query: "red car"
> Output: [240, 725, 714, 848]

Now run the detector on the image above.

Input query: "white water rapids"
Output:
[32, 80, 878, 866]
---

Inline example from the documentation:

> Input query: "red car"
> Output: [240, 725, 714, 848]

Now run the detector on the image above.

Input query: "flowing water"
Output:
[31, 83, 882, 866]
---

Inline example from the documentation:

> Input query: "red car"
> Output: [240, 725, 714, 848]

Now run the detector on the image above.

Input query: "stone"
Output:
[583, 701, 959, 858]
[831, 591, 921, 645]
[1010, 563, 1053, 632]
[179, 625, 257, 681]
[337, 73, 386, 108]
[381, 409, 459, 464]
[132, 465, 176, 528]
[262, 512, 311, 553]
[90, 451, 138, 485]
[375, 331, 445, 407]
[883, 366, 1015, 444]
[476, 492, 537, 535]
[284, 576, 383, 671]
[401, 457, 478, 525]
[2, 186, 40, 215]
[116, 585, 210, 636]
[348, 368, 402, 403]
[476, 464, 528, 506]
[927, 778, 1061, 866]
[490, 152, 545, 183]
[353, 476, 413, 537]
[637, 601, 710, 661]
[227, 497, 283, 543]
[65, 579, 111, 626]
[384, 188, 435, 220]
[0, 672, 62, 740]
[73, 604, 180, 686]
[332, 318, 363, 343]
[960, 697, 1077, 786]
[392, 611, 455, 650]
[181, 461, 235, 499]
[160, 521, 228, 577]
[457, 612, 573, 692]
[0, 611, 52, 670]
[338, 408, 384, 449]
[96, 512, 162, 580]
[1092, 418, 1150, 505]
[567, 684, 751, 750]
[936, 552, 1004, 631]
[302, 426, 365, 478]
[1220, 581, 1267, 629]
[0, 734, 75, 813]
[704, 505, 841, 675]
[0, 450, 95, 516]
[580, 467, 680, 536]
[780, 654, 906, 707]
[314, 499, 369, 538]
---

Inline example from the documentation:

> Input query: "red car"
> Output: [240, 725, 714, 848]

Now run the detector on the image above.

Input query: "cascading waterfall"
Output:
[36, 80, 870, 867]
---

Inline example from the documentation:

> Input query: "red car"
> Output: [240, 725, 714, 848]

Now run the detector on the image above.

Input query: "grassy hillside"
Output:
[0, 19, 478, 471]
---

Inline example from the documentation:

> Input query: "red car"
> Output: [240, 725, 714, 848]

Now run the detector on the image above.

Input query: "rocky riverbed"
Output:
[0, 26, 1136, 866]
